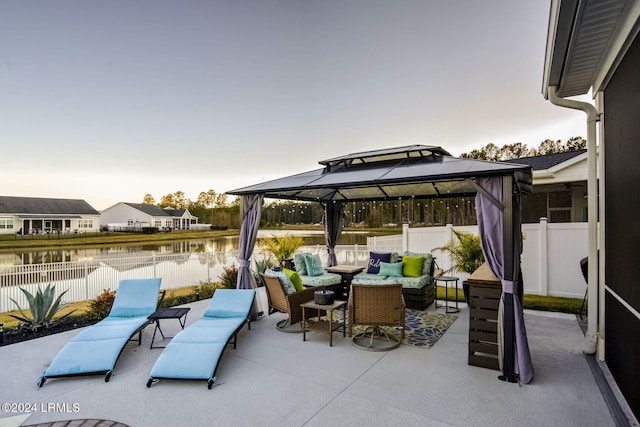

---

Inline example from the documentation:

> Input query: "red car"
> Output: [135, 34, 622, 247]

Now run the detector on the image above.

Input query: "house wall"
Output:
[0, 215, 101, 235]
[603, 31, 640, 420]
[100, 203, 153, 228]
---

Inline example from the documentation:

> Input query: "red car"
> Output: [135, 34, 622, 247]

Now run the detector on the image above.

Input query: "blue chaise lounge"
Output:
[38, 278, 162, 387]
[146, 288, 255, 389]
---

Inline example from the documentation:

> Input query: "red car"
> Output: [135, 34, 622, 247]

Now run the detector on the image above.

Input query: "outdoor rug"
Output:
[351, 309, 457, 349]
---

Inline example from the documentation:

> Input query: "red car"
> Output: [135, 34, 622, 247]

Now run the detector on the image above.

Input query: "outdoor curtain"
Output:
[236, 194, 264, 318]
[475, 176, 534, 384]
[323, 201, 346, 267]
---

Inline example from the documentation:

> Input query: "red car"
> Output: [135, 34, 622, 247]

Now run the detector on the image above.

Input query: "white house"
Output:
[509, 149, 596, 223]
[100, 202, 199, 231]
[0, 196, 101, 235]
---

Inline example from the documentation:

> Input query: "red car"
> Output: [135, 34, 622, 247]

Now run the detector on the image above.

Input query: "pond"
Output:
[0, 230, 375, 266]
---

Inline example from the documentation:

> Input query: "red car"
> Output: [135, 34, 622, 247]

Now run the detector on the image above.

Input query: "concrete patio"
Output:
[0, 289, 617, 427]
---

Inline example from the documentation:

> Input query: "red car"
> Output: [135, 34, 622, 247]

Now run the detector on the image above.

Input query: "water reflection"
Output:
[0, 230, 372, 266]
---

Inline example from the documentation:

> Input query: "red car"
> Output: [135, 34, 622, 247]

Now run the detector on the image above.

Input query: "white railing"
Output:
[367, 220, 588, 299]
[0, 245, 368, 313]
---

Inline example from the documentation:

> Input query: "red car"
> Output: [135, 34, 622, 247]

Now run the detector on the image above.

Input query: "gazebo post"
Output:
[500, 175, 517, 383]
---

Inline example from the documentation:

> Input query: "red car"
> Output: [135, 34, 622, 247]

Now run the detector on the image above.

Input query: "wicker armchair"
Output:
[348, 283, 406, 350]
[261, 273, 323, 332]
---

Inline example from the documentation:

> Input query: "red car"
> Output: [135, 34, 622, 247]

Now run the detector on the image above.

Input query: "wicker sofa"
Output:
[352, 251, 436, 310]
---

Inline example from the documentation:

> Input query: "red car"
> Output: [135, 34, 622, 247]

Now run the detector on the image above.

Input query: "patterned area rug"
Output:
[351, 309, 457, 349]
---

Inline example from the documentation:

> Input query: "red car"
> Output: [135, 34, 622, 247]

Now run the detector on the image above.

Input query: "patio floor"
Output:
[0, 288, 617, 427]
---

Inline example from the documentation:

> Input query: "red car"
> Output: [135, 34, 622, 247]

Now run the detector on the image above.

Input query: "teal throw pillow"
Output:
[304, 254, 325, 277]
[294, 252, 310, 275]
[378, 261, 404, 277]
[266, 268, 296, 294]
[402, 256, 425, 277]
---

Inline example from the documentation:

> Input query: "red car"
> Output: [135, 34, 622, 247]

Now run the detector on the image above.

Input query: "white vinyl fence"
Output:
[367, 220, 588, 299]
[0, 219, 585, 313]
[0, 245, 369, 313]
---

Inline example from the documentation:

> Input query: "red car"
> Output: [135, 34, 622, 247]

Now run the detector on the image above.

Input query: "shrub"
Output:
[86, 289, 116, 320]
[9, 284, 74, 330]
[194, 281, 220, 299]
[219, 265, 239, 289]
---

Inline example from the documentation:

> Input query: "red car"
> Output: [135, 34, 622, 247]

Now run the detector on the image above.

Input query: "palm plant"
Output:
[9, 284, 75, 330]
[259, 234, 304, 267]
[435, 229, 484, 275]
[434, 229, 484, 304]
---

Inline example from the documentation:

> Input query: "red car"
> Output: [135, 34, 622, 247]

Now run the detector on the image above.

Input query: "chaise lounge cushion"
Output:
[148, 289, 255, 385]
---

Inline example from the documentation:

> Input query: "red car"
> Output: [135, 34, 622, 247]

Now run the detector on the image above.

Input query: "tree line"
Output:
[142, 137, 587, 228]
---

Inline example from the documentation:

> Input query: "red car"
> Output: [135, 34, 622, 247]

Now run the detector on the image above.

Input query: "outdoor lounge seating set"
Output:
[38, 278, 255, 389]
[351, 251, 436, 310]
[262, 268, 407, 351]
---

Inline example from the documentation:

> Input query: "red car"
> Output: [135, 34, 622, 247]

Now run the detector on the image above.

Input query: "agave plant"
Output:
[9, 284, 75, 330]
[252, 256, 276, 287]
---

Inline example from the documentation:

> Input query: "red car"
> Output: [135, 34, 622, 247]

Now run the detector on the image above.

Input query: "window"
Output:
[155, 221, 161, 227]
[521, 189, 574, 223]
[165, 220, 172, 228]
[78, 219, 93, 228]
[0, 218, 13, 230]
[547, 191, 572, 222]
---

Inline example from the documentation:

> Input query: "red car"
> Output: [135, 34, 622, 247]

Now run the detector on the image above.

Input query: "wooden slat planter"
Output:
[468, 263, 502, 371]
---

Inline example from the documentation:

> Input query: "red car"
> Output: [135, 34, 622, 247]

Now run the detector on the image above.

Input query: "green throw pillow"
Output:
[402, 256, 425, 277]
[378, 261, 404, 277]
[283, 268, 304, 291]
[404, 251, 434, 276]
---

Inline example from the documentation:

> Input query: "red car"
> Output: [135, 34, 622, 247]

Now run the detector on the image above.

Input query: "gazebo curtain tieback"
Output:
[501, 280, 514, 294]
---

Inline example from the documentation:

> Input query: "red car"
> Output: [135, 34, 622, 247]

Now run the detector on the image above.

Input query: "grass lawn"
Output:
[0, 229, 239, 252]
[435, 286, 583, 314]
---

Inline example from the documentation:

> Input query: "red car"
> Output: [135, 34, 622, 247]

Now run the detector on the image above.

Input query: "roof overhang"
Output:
[542, 0, 640, 99]
[228, 145, 532, 203]
[16, 214, 84, 219]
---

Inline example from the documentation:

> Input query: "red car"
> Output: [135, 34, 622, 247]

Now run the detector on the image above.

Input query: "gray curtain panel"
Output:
[476, 176, 533, 384]
[323, 201, 346, 267]
[237, 194, 264, 318]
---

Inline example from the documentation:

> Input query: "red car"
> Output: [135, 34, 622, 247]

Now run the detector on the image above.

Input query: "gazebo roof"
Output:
[228, 145, 532, 202]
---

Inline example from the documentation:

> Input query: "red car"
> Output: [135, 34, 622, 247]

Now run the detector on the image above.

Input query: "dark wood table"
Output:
[325, 265, 365, 299]
[147, 307, 191, 349]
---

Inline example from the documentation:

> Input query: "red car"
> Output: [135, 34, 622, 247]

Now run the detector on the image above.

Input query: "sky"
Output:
[1, 0, 592, 211]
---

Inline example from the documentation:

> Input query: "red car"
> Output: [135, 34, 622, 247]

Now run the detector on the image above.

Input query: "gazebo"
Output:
[228, 145, 534, 384]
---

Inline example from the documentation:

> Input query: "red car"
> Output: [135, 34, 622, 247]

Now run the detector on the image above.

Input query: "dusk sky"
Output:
[1, 1, 591, 211]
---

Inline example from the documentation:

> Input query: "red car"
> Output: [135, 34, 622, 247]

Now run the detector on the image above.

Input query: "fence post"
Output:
[354, 244, 358, 266]
[84, 260, 89, 301]
[539, 217, 549, 296]
[402, 223, 409, 253]
[153, 252, 157, 278]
